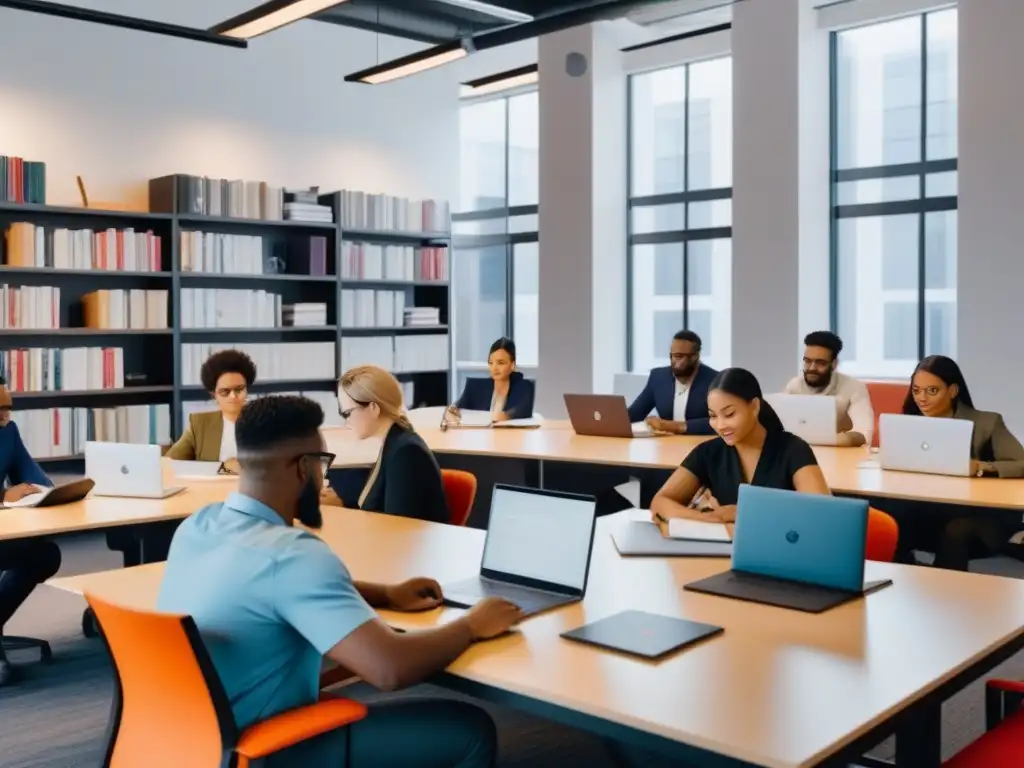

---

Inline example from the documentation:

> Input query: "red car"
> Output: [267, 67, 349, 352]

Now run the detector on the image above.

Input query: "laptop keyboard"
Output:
[445, 579, 567, 615]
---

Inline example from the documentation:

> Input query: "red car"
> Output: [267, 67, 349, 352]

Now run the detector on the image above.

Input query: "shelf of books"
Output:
[0, 163, 452, 468]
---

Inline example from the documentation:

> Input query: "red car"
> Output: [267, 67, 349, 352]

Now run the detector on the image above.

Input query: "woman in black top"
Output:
[651, 367, 830, 524]
[323, 364, 450, 524]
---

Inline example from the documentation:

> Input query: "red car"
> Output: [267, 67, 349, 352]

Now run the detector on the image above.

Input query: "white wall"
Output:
[0, 0, 460, 208]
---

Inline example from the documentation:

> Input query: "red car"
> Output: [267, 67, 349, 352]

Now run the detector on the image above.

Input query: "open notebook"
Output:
[445, 409, 543, 429]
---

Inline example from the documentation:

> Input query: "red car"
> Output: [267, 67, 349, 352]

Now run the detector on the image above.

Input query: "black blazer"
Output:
[455, 371, 535, 419]
[359, 423, 449, 524]
[626, 363, 718, 434]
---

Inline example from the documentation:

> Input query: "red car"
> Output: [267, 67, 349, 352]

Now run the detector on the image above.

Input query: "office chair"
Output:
[441, 469, 477, 527]
[865, 507, 899, 562]
[0, 627, 51, 685]
[86, 592, 367, 768]
[943, 678, 1024, 766]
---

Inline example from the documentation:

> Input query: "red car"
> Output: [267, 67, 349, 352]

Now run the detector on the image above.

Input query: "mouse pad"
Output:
[561, 610, 723, 660]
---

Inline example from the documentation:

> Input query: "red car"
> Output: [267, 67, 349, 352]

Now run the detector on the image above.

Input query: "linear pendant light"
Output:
[460, 64, 538, 98]
[0, 0, 247, 47]
[210, 0, 349, 40]
[345, 40, 469, 85]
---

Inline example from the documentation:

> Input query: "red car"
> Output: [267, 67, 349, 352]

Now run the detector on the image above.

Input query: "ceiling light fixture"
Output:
[460, 64, 538, 98]
[345, 40, 470, 85]
[433, 0, 534, 24]
[0, 0, 247, 47]
[210, 0, 349, 40]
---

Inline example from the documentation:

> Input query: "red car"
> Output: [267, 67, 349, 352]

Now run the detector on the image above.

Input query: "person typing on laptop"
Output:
[881, 356, 1024, 570]
[783, 331, 874, 447]
[650, 368, 830, 526]
[627, 329, 718, 435]
[0, 377, 60, 685]
[158, 394, 523, 768]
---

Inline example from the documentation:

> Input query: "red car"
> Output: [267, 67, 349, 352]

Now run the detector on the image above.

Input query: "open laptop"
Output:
[86, 442, 185, 500]
[442, 485, 597, 617]
[684, 485, 892, 613]
[878, 413, 973, 476]
[563, 394, 665, 438]
[765, 393, 839, 446]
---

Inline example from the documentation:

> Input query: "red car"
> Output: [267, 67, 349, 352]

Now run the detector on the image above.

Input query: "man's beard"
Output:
[804, 370, 832, 388]
[672, 363, 697, 380]
[296, 479, 323, 529]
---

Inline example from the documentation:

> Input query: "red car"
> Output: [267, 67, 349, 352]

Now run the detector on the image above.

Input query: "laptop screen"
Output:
[481, 486, 596, 591]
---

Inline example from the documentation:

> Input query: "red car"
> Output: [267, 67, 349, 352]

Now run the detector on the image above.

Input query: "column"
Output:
[536, 22, 627, 417]
[731, 0, 830, 391]
[957, 0, 1024, 432]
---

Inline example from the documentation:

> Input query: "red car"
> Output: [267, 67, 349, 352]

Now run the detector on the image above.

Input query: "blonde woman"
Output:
[323, 365, 449, 523]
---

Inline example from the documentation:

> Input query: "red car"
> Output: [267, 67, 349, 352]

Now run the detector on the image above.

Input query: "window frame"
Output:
[626, 58, 733, 372]
[828, 9, 958, 373]
[453, 89, 539, 374]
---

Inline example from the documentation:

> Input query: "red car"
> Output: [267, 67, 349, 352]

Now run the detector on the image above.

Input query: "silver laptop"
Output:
[442, 485, 597, 618]
[878, 413, 973, 476]
[86, 442, 185, 499]
[765, 393, 839, 446]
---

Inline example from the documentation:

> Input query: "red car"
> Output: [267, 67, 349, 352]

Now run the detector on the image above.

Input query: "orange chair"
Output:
[943, 679, 1024, 765]
[441, 469, 477, 527]
[865, 380, 908, 447]
[86, 593, 367, 768]
[866, 507, 899, 562]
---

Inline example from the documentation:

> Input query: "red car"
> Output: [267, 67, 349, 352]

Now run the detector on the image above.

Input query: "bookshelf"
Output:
[0, 183, 452, 469]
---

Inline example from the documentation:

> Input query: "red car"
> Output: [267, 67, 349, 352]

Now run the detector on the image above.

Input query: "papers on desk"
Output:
[169, 460, 224, 481]
[1, 486, 50, 508]
[454, 410, 493, 428]
[666, 518, 732, 543]
[493, 417, 542, 429]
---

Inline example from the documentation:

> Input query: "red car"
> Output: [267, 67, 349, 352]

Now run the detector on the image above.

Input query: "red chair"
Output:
[86, 592, 367, 768]
[441, 469, 477, 526]
[866, 507, 899, 562]
[865, 380, 908, 448]
[944, 679, 1024, 766]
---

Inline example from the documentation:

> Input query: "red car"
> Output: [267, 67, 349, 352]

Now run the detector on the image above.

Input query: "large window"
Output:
[831, 8, 957, 378]
[454, 90, 538, 388]
[628, 57, 733, 373]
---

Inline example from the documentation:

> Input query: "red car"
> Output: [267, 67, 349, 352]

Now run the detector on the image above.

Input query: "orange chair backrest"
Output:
[441, 469, 477, 526]
[866, 507, 899, 562]
[865, 380, 908, 448]
[87, 593, 238, 768]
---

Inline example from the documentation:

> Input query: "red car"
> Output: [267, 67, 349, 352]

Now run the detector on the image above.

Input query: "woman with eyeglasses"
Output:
[889, 355, 1024, 570]
[165, 349, 257, 463]
[321, 365, 449, 524]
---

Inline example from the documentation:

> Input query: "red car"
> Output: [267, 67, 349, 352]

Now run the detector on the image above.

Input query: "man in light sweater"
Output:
[783, 330, 874, 447]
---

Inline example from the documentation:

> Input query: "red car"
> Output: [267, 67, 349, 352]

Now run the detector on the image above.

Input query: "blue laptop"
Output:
[683, 486, 892, 613]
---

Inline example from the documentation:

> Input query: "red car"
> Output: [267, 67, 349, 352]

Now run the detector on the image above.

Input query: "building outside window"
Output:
[454, 90, 538, 393]
[831, 8, 958, 378]
[628, 56, 732, 373]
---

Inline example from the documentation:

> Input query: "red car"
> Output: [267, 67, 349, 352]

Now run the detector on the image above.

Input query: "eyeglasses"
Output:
[338, 402, 368, 422]
[216, 385, 248, 398]
[295, 452, 335, 477]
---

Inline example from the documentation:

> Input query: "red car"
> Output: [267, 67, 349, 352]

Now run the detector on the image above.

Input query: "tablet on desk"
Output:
[561, 610, 723, 660]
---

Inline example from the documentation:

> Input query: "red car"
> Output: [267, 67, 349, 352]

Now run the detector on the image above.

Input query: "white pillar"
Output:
[958, 0, 1024, 433]
[536, 23, 627, 416]
[731, 0, 830, 391]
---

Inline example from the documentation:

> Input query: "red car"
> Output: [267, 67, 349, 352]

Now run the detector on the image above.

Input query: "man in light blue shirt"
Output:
[158, 395, 521, 767]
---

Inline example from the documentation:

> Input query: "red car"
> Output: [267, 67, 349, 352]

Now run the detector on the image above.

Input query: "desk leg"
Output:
[538, 459, 545, 489]
[894, 703, 941, 767]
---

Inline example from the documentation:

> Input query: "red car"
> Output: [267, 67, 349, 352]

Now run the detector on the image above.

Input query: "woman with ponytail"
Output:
[651, 367, 830, 524]
[326, 365, 449, 523]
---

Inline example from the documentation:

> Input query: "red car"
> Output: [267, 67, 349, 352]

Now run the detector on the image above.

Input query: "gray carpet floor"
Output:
[1, 534, 1023, 767]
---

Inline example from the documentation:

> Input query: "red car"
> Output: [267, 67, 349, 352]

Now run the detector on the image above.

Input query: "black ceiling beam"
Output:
[0, 0, 247, 48]
[621, 21, 732, 53]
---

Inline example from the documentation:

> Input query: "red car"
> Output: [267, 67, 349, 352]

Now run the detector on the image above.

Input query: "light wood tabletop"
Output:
[325, 424, 1024, 509]
[49, 508, 1024, 768]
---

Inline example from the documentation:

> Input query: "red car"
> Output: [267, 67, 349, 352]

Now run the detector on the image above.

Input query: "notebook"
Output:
[667, 518, 732, 542]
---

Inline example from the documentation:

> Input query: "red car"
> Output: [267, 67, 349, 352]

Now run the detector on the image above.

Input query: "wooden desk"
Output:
[0, 473, 237, 542]
[325, 425, 1024, 509]
[50, 509, 1024, 768]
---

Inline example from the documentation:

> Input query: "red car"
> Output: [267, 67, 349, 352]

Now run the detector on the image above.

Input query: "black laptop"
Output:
[442, 485, 598, 618]
[561, 610, 723, 660]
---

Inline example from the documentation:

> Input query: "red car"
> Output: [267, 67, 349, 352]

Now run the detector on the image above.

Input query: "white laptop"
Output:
[765, 393, 839, 446]
[86, 442, 185, 499]
[878, 413, 973, 476]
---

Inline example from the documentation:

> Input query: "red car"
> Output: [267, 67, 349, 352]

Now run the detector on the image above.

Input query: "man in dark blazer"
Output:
[627, 330, 717, 435]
